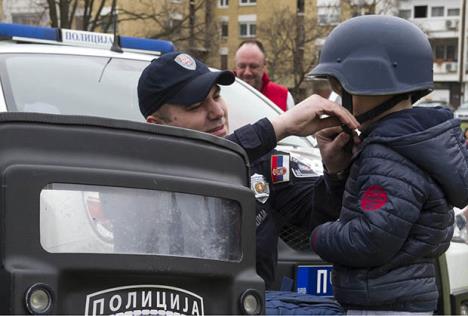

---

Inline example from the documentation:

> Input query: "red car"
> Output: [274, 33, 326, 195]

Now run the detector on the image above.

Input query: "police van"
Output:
[0, 23, 466, 315]
[0, 23, 263, 315]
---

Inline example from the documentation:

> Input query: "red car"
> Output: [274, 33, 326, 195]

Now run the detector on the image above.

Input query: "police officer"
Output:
[137, 51, 359, 289]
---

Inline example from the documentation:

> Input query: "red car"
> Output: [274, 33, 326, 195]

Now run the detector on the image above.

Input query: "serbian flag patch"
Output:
[271, 154, 290, 183]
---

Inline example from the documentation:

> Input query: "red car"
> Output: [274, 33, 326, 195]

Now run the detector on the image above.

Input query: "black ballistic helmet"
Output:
[310, 15, 433, 102]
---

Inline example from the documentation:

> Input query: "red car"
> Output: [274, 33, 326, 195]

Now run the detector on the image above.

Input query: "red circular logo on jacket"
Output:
[360, 185, 388, 211]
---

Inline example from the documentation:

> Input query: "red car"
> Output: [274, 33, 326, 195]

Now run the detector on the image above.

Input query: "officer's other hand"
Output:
[269, 94, 359, 141]
[315, 126, 360, 174]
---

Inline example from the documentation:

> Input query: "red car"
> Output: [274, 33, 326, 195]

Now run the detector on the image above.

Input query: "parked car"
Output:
[454, 102, 468, 121]
[414, 100, 456, 112]
[0, 22, 466, 315]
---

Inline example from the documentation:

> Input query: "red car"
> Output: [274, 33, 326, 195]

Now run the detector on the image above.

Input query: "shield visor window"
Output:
[40, 183, 242, 262]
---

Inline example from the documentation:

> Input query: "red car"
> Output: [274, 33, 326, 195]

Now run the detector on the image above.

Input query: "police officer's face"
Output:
[235, 44, 266, 91]
[147, 85, 229, 138]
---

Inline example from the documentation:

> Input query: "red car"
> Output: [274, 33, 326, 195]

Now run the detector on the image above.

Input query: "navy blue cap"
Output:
[138, 52, 235, 117]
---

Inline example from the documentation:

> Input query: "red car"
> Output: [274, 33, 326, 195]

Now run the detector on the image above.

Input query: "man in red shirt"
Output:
[235, 40, 294, 111]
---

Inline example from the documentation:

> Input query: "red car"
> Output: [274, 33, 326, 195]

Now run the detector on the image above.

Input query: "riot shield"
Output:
[0, 113, 263, 315]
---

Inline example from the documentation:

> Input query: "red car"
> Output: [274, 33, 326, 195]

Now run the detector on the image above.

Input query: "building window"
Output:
[219, 47, 228, 69]
[219, 0, 229, 7]
[398, 9, 411, 19]
[221, 21, 229, 37]
[431, 6, 444, 17]
[318, 14, 340, 24]
[414, 5, 428, 18]
[239, 22, 256, 37]
[238, 15, 256, 37]
[317, 5, 341, 25]
[239, 0, 256, 6]
[434, 43, 458, 61]
[448, 8, 460, 16]
[74, 6, 115, 32]
[75, 14, 115, 32]
[99, 14, 114, 33]
[297, 0, 305, 13]
[220, 54, 228, 70]
[11, 13, 41, 25]
[447, 45, 456, 61]
[169, 12, 183, 34]
[435, 45, 445, 60]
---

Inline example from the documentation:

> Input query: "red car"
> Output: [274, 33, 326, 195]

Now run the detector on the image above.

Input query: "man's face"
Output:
[147, 85, 229, 137]
[235, 44, 266, 91]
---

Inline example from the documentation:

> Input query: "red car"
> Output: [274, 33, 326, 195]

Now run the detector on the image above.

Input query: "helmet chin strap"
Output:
[340, 91, 409, 135]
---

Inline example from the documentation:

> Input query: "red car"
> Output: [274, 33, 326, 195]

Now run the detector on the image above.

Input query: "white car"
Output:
[0, 22, 466, 315]
[454, 102, 468, 121]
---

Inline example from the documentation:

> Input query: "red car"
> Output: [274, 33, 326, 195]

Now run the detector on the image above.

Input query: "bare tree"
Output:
[342, 0, 398, 17]
[118, 0, 217, 60]
[258, 0, 397, 101]
[44, 0, 116, 31]
[257, 8, 332, 101]
[35, 0, 217, 61]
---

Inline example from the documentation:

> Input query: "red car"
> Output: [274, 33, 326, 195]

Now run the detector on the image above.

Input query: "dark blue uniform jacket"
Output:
[311, 107, 468, 312]
[227, 119, 345, 289]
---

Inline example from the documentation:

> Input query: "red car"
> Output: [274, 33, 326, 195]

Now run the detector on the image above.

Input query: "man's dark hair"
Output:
[238, 39, 266, 54]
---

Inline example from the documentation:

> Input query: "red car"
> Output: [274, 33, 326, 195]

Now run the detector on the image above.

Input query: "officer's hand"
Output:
[315, 126, 361, 174]
[270, 94, 359, 141]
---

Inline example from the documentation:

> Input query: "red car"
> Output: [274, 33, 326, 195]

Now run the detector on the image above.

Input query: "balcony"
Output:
[411, 18, 460, 38]
[434, 61, 459, 81]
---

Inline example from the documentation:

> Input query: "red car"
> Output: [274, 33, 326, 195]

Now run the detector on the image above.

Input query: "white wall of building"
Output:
[3, 0, 48, 25]
[395, 0, 465, 105]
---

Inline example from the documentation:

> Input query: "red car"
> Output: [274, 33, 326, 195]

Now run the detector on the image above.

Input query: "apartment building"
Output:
[2, 0, 115, 31]
[118, 0, 468, 105]
[213, 0, 323, 101]
[121, 0, 319, 99]
[395, 0, 464, 106]
[215, 0, 266, 70]
[121, 1, 320, 99]
[213, 0, 316, 68]
[313, 0, 466, 106]
[2, 0, 47, 25]
[4, 0, 467, 105]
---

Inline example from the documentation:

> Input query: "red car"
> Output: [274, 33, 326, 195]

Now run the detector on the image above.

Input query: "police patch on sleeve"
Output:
[291, 154, 322, 178]
[271, 154, 290, 183]
[251, 173, 270, 204]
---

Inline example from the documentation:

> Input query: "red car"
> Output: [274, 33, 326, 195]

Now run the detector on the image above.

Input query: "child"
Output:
[309, 15, 468, 314]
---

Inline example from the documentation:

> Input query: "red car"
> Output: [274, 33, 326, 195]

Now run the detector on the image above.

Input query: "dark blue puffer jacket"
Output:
[311, 107, 468, 312]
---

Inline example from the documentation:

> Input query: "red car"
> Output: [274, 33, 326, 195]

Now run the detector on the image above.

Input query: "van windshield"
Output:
[0, 53, 315, 149]
[0, 54, 147, 122]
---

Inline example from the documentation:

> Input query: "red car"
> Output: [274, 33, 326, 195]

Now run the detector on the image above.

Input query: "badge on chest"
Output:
[251, 173, 270, 203]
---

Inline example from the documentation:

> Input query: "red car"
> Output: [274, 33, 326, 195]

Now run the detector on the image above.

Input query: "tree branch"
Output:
[47, 0, 58, 27]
